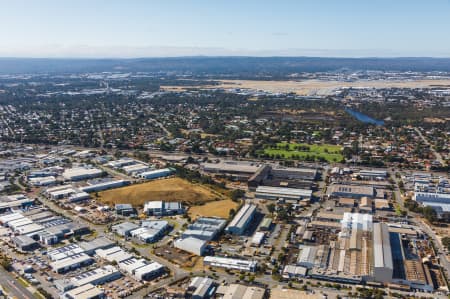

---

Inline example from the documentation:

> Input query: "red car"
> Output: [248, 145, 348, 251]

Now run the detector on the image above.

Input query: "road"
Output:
[389, 169, 450, 281]
[0, 267, 35, 299]
[414, 127, 447, 166]
[416, 219, 450, 276]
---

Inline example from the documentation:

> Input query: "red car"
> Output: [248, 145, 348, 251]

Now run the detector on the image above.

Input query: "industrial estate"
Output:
[0, 57, 449, 299]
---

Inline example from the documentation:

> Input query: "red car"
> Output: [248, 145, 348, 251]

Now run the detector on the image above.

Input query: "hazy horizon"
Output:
[1, 0, 450, 58]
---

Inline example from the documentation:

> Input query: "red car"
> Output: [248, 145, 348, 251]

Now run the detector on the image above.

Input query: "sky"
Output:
[0, 0, 450, 58]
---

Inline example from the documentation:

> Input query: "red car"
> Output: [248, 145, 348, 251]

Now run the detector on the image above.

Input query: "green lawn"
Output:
[262, 142, 343, 162]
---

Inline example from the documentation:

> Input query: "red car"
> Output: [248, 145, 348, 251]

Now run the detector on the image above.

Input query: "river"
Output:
[345, 108, 385, 125]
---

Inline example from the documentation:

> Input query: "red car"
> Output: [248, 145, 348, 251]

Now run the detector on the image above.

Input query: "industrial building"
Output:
[138, 168, 173, 180]
[225, 204, 256, 235]
[112, 222, 139, 237]
[203, 256, 257, 272]
[68, 191, 91, 203]
[79, 237, 115, 255]
[358, 169, 388, 180]
[12, 235, 39, 251]
[248, 164, 317, 190]
[62, 283, 105, 299]
[251, 232, 265, 246]
[48, 244, 85, 261]
[118, 258, 165, 281]
[413, 191, 450, 220]
[143, 201, 184, 216]
[106, 158, 137, 169]
[182, 217, 227, 241]
[0, 195, 34, 213]
[297, 246, 318, 269]
[62, 167, 104, 181]
[328, 184, 375, 199]
[259, 217, 272, 231]
[122, 164, 150, 176]
[80, 179, 130, 193]
[133, 262, 165, 281]
[50, 253, 93, 274]
[58, 265, 122, 291]
[188, 277, 215, 299]
[95, 246, 133, 263]
[255, 186, 312, 201]
[282, 265, 308, 279]
[215, 284, 265, 299]
[373, 223, 393, 282]
[45, 185, 78, 200]
[174, 237, 207, 256]
[201, 161, 261, 181]
[130, 220, 169, 243]
[28, 176, 57, 186]
[115, 204, 135, 216]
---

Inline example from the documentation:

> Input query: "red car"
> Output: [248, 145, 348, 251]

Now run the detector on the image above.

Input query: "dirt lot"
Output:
[154, 245, 198, 267]
[97, 178, 225, 206]
[188, 199, 239, 219]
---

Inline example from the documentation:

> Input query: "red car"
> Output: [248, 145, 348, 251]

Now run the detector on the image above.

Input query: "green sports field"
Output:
[262, 142, 343, 162]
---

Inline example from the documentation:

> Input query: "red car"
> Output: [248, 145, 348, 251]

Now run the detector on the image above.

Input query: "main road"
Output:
[0, 267, 35, 299]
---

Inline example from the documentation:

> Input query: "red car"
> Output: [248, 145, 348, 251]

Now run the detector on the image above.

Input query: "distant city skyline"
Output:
[1, 0, 450, 58]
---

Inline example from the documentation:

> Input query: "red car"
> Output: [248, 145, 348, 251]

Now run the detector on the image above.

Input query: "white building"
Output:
[255, 186, 312, 201]
[63, 283, 105, 299]
[118, 258, 165, 281]
[130, 220, 169, 243]
[71, 265, 121, 287]
[138, 168, 173, 180]
[182, 217, 227, 241]
[50, 253, 93, 274]
[28, 176, 56, 186]
[95, 246, 133, 263]
[297, 246, 317, 269]
[134, 262, 165, 281]
[143, 201, 184, 216]
[251, 232, 265, 247]
[372, 223, 393, 282]
[225, 204, 256, 235]
[122, 164, 150, 176]
[174, 237, 207, 256]
[80, 179, 130, 193]
[203, 256, 257, 272]
[62, 167, 103, 181]
[48, 244, 85, 261]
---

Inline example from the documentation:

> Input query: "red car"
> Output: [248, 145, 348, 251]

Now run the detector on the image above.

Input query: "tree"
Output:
[423, 206, 437, 223]
[1, 258, 12, 271]
[267, 203, 276, 214]
[228, 208, 236, 219]
[442, 237, 450, 251]
[230, 189, 245, 201]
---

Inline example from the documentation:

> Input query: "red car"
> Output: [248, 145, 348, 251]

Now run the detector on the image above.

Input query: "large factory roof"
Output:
[373, 223, 393, 270]
[226, 204, 256, 231]
[255, 186, 312, 198]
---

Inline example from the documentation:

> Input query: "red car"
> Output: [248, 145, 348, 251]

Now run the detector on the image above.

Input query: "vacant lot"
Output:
[188, 199, 238, 219]
[263, 142, 343, 162]
[98, 177, 225, 206]
[163, 79, 450, 96]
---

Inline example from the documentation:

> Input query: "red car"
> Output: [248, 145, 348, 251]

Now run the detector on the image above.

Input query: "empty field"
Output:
[263, 142, 343, 162]
[188, 199, 238, 219]
[97, 177, 226, 206]
[162, 79, 450, 96]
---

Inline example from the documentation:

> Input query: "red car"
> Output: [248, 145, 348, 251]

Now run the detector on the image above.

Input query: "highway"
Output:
[0, 267, 35, 299]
